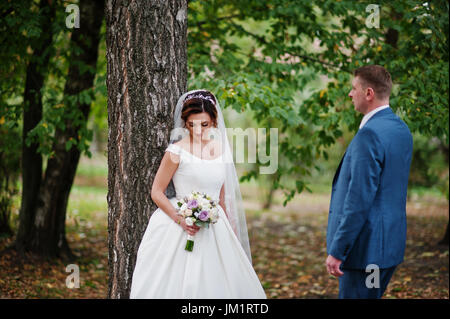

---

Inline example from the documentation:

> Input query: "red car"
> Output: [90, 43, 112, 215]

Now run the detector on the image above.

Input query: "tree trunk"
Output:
[385, 9, 401, 48]
[0, 127, 21, 237]
[439, 221, 449, 246]
[15, 0, 56, 254]
[16, 0, 105, 259]
[263, 187, 275, 210]
[263, 172, 279, 210]
[385, 28, 399, 48]
[438, 141, 449, 246]
[105, 0, 188, 299]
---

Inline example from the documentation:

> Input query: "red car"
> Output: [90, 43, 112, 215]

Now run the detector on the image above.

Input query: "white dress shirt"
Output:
[359, 104, 390, 129]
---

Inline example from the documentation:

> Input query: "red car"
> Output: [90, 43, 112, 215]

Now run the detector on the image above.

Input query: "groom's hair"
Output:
[354, 65, 392, 100]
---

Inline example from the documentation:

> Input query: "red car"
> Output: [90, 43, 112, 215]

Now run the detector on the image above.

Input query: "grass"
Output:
[68, 186, 107, 220]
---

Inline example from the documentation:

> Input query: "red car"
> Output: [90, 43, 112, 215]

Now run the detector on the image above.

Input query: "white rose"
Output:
[180, 203, 188, 212]
[210, 208, 219, 222]
[185, 209, 193, 217]
[185, 217, 195, 226]
[200, 198, 209, 207]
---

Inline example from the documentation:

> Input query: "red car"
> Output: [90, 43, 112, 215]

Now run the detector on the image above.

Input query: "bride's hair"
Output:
[181, 90, 218, 127]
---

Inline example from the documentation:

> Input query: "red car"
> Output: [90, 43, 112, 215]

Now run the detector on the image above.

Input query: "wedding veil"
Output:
[168, 89, 252, 262]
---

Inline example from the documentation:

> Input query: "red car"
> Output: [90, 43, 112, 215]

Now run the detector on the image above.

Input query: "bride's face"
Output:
[186, 112, 215, 141]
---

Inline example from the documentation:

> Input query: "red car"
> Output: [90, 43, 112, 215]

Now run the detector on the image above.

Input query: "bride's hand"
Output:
[175, 216, 200, 236]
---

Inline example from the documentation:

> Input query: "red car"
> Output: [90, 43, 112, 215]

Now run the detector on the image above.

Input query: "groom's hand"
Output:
[326, 255, 344, 277]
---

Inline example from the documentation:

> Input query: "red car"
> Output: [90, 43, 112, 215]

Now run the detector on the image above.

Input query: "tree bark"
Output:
[439, 222, 449, 246]
[385, 9, 402, 48]
[16, 0, 56, 254]
[105, 0, 188, 298]
[438, 141, 449, 246]
[263, 173, 279, 210]
[16, 0, 105, 259]
[385, 28, 399, 48]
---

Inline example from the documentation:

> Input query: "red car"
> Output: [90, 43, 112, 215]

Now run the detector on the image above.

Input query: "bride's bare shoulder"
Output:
[173, 137, 190, 151]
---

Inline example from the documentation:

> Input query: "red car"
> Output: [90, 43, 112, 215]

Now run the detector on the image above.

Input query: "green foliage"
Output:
[0, 124, 21, 235]
[0, 0, 39, 107]
[0, 0, 29, 230]
[1, 0, 99, 160]
[0, 0, 448, 207]
[88, 21, 108, 152]
[409, 133, 449, 200]
[188, 0, 449, 204]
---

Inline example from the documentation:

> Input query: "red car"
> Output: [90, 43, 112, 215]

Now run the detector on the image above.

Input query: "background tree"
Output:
[14, 0, 57, 255]
[2, 0, 106, 259]
[0, 0, 39, 237]
[0, 128, 20, 237]
[105, 0, 188, 299]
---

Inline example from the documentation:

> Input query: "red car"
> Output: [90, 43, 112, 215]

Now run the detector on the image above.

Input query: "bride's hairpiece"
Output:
[184, 92, 216, 106]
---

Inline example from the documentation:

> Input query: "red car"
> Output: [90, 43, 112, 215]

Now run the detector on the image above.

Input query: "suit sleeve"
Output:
[328, 127, 384, 262]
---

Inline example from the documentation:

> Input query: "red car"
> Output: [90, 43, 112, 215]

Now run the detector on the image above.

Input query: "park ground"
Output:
[0, 154, 448, 299]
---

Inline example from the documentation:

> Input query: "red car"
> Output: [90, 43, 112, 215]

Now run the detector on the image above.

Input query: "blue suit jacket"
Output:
[326, 108, 413, 269]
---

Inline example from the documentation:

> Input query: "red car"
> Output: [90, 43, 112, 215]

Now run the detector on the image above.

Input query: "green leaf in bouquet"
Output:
[195, 220, 209, 228]
[194, 220, 203, 227]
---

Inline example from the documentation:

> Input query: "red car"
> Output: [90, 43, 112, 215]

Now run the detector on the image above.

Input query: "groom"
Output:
[325, 65, 413, 298]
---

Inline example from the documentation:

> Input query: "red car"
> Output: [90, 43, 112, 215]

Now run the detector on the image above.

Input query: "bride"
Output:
[130, 89, 267, 299]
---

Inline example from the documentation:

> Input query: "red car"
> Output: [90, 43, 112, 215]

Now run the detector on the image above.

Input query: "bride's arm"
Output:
[151, 152, 200, 236]
[219, 184, 227, 218]
[219, 183, 238, 235]
[151, 152, 180, 222]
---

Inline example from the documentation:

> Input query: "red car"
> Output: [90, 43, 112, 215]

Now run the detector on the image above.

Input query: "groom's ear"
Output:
[365, 87, 376, 100]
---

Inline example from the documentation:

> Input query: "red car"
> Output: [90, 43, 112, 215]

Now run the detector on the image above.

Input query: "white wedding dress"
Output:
[130, 143, 267, 299]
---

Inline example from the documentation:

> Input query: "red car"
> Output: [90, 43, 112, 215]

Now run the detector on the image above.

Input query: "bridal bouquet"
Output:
[176, 191, 220, 252]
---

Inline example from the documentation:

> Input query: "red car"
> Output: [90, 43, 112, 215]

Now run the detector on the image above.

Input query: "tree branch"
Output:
[228, 21, 351, 73]
[194, 14, 244, 27]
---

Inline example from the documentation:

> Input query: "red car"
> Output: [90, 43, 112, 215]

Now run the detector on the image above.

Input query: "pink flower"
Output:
[187, 199, 198, 209]
[198, 210, 209, 221]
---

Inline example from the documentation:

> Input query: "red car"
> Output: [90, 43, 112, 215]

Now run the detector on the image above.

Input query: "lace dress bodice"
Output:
[165, 143, 226, 201]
